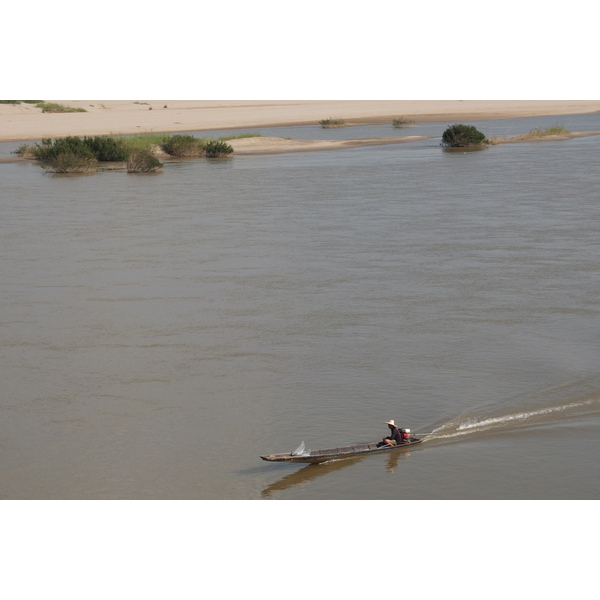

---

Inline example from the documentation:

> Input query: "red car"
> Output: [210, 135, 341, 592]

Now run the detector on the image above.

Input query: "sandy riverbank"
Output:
[1, 100, 598, 145]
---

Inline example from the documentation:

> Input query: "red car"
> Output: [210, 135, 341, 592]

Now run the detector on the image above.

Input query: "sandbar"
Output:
[224, 135, 434, 155]
[1, 100, 598, 146]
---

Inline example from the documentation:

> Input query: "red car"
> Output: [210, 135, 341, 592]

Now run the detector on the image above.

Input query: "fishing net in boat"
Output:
[292, 441, 311, 456]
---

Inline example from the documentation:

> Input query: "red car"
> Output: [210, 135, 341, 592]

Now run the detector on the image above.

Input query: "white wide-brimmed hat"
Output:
[385, 419, 396, 426]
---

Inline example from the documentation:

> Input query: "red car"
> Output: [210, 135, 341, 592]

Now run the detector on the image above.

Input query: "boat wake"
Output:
[425, 377, 600, 441]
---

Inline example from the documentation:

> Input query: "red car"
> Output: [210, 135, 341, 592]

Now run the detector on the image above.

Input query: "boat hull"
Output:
[260, 437, 424, 464]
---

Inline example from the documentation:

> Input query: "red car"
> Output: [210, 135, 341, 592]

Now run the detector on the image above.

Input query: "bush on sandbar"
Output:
[441, 124, 488, 147]
[127, 151, 163, 173]
[392, 116, 415, 128]
[204, 140, 234, 158]
[33, 137, 96, 161]
[31, 136, 129, 162]
[84, 136, 128, 161]
[319, 117, 346, 128]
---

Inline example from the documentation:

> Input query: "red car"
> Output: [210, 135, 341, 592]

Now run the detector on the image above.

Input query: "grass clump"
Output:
[204, 140, 234, 158]
[319, 117, 346, 128]
[127, 151, 163, 173]
[523, 125, 570, 138]
[441, 124, 488, 147]
[35, 102, 86, 113]
[392, 116, 415, 128]
[489, 125, 572, 144]
[218, 133, 262, 141]
[119, 134, 168, 154]
[161, 134, 206, 157]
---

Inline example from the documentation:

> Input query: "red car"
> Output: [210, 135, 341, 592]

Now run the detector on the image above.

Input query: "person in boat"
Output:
[379, 419, 403, 447]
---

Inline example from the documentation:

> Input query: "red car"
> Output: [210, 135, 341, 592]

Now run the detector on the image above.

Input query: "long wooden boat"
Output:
[260, 436, 425, 464]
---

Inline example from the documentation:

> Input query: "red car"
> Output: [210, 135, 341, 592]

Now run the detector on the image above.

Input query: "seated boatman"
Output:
[379, 419, 403, 447]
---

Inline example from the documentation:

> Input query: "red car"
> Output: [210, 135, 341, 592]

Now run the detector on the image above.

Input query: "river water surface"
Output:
[1, 114, 599, 499]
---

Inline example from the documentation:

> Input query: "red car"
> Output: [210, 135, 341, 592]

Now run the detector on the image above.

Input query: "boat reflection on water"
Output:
[384, 447, 415, 473]
[261, 457, 360, 498]
[261, 447, 416, 498]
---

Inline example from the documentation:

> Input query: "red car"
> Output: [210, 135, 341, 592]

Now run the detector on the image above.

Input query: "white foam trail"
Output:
[429, 398, 595, 439]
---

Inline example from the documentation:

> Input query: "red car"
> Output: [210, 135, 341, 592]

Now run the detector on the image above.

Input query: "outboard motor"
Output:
[401, 428, 410, 443]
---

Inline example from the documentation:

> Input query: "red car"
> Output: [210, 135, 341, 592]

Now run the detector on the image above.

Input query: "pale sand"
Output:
[2, 100, 599, 155]
[2, 100, 599, 141]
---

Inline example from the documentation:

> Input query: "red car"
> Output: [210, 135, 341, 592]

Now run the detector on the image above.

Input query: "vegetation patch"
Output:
[162, 134, 206, 157]
[441, 124, 488, 148]
[11, 132, 243, 174]
[392, 117, 415, 128]
[219, 133, 262, 141]
[33, 137, 96, 161]
[44, 152, 98, 174]
[127, 152, 163, 173]
[12, 143, 37, 158]
[488, 125, 572, 145]
[319, 117, 346, 128]
[83, 136, 129, 161]
[0, 100, 83, 112]
[35, 102, 87, 113]
[513, 125, 571, 140]
[0, 100, 43, 104]
[204, 141, 234, 158]
[0, 100, 80, 115]
[119, 134, 169, 154]
[527, 125, 570, 137]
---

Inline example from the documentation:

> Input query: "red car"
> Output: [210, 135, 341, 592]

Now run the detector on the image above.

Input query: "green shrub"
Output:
[162, 134, 204, 157]
[204, 140, 233, 158]
[441, 124, 488, 147]
[45, 152, 98, 173]
[83, 136, 128, 161]
[33, 137, 96, 160]
[31, 139, 54, 160]
[32, 136, 129, 162]
[127, 151, 163, 173]
[319, 117, 346, 128]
